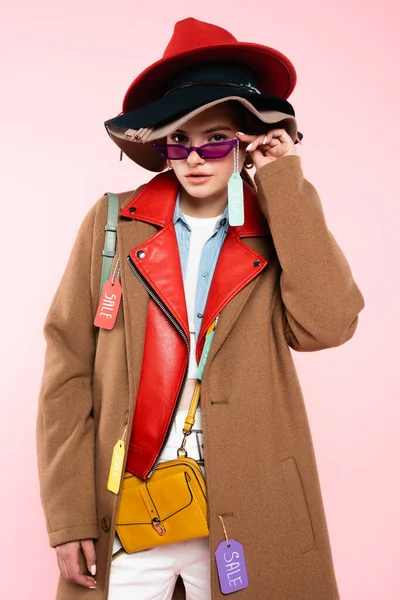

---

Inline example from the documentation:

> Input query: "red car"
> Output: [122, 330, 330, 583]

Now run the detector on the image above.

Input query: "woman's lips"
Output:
[185, 175, 212, 185]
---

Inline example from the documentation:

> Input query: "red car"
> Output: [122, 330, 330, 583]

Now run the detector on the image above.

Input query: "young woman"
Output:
[36, 18, 365, 600]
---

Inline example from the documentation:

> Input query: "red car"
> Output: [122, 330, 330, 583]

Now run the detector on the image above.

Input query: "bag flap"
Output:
[148, 470, 193, 521]
[117, 469, 197, 525]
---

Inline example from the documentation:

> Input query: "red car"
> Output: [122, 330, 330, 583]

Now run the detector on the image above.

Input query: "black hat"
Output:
[104, 62, 299, 171]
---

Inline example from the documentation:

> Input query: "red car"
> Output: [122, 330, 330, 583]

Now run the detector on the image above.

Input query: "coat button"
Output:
[136, 250, 145, 258]
[253, 259, 261, 267]
[101, 517, 111, 533]
[128, 206, 137, 213]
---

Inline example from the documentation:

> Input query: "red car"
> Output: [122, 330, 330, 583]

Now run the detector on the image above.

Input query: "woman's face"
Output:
[165, 104, 247, 203]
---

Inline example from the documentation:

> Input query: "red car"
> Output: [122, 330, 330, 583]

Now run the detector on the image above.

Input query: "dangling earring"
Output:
[244, 154, 254, 170]
[227, 138, 244, 226]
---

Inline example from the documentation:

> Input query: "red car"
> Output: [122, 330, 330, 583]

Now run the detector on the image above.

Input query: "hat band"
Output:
[163, 80, 262, 97]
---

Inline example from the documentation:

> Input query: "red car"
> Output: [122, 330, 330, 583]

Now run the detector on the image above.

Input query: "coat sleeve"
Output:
[36, 199, 103, 548]
[254, 155, 365, 351]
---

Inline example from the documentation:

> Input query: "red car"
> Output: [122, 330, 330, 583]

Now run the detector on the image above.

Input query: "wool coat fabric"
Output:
[37, 155, 365, 600]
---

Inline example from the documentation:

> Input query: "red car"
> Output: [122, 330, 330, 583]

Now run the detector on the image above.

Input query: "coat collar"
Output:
[120, 169, 271, 355]
[120, 169, 270, 238]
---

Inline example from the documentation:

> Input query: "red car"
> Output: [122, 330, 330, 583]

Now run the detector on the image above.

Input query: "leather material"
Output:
[196, 226, 268, 362]
[183, 380, 201, 435]
[116, 459, 208, 553]
[122, 170, 270, 479]
[128, 218, 189, 340]
[125, 299, 188, 477]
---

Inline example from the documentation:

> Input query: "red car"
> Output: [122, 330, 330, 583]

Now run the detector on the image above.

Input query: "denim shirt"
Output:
[173, 189, 229, 342]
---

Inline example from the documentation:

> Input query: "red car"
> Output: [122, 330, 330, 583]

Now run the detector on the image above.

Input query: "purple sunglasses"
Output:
[152, 139, 237, 160]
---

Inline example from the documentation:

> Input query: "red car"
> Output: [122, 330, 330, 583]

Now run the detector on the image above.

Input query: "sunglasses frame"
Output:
[152, 139, 238, 160]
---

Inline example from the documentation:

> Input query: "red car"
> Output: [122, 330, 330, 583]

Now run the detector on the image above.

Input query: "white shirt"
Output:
[157, 212, 221, 467]
[183, 213, 222, 377]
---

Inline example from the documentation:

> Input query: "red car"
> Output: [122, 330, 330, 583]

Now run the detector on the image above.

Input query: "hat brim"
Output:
[106, 85, 294, 131]
[105, 95, 298, 172]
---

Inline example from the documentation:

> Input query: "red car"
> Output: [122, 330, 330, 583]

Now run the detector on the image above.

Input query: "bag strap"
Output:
[178, 318, 218, 457]
[177, 381, 201, 458]
[100, 192, 119, 298]
[182, 381, 201, 434]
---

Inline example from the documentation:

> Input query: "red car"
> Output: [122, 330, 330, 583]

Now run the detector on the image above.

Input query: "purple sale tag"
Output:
[215, 538, 249, 594]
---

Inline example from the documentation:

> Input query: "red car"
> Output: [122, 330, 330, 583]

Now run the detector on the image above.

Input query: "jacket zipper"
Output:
[127, 255, 190, 479]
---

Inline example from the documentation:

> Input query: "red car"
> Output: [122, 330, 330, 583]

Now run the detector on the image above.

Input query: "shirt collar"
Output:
[173, 188, 230, 233]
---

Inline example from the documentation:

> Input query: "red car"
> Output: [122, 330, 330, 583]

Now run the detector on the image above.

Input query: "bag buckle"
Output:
[152, 518, 166, 536]
[177, 430, 190, 458]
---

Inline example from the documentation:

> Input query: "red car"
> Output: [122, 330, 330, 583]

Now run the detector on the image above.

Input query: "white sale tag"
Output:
[227, 173, 244, 226]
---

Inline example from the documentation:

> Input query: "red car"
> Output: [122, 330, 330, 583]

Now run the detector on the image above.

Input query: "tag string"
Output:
[234, 138, 239, 174]
[121, 423, 128, 443]
[111, 257, 120, 285]
[218, 515, 230, 547]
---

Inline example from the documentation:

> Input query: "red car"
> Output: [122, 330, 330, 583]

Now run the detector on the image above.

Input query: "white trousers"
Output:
[108, 409, 210, 599]
[108, 535, 211, 600]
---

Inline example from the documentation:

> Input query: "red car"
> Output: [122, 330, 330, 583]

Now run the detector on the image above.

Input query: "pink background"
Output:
[1, 1, 398, 597]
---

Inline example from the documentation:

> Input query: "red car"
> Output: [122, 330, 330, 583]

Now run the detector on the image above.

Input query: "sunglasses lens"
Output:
[152, 144, 187, 159]
[153, 141, 236, 159]
[201, 141, 235, 159]
[166, 145, 188, 159]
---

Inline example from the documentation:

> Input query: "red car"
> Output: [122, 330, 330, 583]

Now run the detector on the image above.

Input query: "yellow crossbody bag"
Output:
[115, 374, 210, 553]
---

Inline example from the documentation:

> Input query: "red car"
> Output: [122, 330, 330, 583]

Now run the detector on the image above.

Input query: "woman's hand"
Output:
[55, 539, 97, 589]
[236, 129, 297, 170]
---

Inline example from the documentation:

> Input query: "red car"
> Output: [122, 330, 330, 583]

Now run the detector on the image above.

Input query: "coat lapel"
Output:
[120, 170, 189, 340]
[119, 170, 272, 360]
[196, 182, 271, 361]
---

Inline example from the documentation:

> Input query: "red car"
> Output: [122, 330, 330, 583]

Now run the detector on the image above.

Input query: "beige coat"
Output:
[37, 155, 365, 599]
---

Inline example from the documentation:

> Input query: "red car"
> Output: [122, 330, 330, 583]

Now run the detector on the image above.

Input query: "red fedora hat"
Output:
[121, 17, 297, 113]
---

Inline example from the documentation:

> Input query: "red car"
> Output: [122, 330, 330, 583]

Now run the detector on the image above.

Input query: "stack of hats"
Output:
[104, 18, 302, 171]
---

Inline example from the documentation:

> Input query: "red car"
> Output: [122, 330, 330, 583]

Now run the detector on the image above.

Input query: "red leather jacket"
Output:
[120, 170, 269, 479]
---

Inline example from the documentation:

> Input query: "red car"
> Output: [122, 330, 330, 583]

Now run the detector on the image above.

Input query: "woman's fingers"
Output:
[236, 128, 296, 168]
[245, 136, 262, 152]
[55, 541, 97, 589]
[236, 129, 290, 152]
[265, 137, 281, 147]
[251, 148, 270, 170]
[81, 539, 97, 577]
[235, 132, 255, 142]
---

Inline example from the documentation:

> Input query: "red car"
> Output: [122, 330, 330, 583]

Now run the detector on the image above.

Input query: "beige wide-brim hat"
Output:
[105, 96, 298, 172]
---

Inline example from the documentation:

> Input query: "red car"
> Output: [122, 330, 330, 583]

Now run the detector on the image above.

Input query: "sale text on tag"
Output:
[215, 538, 248, 594]
[107, 439, 125, 494]
[94, 278, 122, 330]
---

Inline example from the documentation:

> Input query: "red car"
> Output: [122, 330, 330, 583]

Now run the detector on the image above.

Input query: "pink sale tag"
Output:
[94, 278, 122, 330]
[215, 539, 248, 594]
